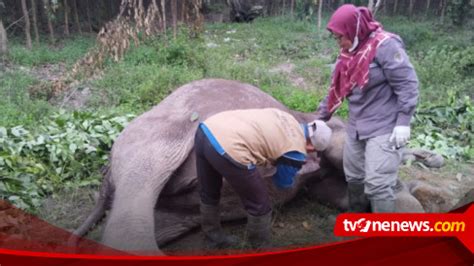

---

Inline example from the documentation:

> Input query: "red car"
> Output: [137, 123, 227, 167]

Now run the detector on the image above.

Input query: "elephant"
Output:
[69, 79, 422, 255]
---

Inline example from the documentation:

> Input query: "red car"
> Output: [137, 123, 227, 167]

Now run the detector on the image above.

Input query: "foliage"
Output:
[411, 90, 474, 160]
[447, 0, 472, 26]
[416, 45, 474, 86]
[0, 111, 134, 211]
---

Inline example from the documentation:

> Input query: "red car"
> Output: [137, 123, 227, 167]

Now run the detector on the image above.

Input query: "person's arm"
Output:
[377, 38, 419, 127]
[315, 95, 333, 121]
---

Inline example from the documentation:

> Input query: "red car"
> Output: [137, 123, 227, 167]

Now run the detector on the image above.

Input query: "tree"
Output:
[72, 0, 82, 34]
[408, 0, 414, 18]
[290, 0, 295, 17]
[171, 0, 177, 39]
[63, 0, 70, 36]
[31, 0, 39, 45]
[317, 0, 323, 30]
[43, 0, 55, 43]
[161, 0, 166, 33]
[0, 19, 7, 58]
[85, 0, 93, 33]
[368, 0, 382, 17]
[21, 0, 32, 49]
[425, 0, 431, 17]
[439, 0, 447, 23]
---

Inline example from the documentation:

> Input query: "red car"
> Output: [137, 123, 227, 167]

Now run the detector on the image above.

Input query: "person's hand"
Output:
[389, 126, 410, 148]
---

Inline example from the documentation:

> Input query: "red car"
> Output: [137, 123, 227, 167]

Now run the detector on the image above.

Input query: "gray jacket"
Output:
[316, 37, 419, 140]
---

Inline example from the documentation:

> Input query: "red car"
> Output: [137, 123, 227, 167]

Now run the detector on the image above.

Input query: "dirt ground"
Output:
[36, 159, 474, 255]
[38, 180, 346, 255]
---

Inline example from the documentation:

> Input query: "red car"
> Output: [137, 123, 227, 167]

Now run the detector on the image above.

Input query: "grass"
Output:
[0, 71, 52, 127]
[8, 36, 96, 66]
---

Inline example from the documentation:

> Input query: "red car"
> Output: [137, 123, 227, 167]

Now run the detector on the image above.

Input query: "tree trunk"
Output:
[372, 0, 382, 17]
[0, 19, 8, 58]
[393, 0, 398, 15]
[290, 0, 295, 17]
[439, 0, 446, 23]
[181, 0, 186, 23]
[43, 0, 55, 43]
[171, 0, 177, 39]
[31, 0, 40, 45]
[408, 0, 414, 18]
[161, 0, 166, 33]
[86, 0, 93, 33]
[368, 0, 375, 12]
[72, 0, 82, 34]
[425, 0, 431, 16]
[64, 0, 70, 36]
[21, 0, 32, 49]
[317, 0, 323, 30]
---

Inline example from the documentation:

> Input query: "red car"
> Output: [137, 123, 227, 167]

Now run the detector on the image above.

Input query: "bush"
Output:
[411, 90, 473, 160]
[0, 111, 134, 211]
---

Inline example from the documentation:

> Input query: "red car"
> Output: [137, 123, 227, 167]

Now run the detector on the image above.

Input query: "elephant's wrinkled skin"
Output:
[70, 79, 354, 254]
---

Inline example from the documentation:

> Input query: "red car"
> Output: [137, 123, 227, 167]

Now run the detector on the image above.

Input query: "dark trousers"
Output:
[195, 128, 271, 217]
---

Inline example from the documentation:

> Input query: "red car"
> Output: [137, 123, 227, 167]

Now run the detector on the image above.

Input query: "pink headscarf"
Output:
[325, 4, 394, 113]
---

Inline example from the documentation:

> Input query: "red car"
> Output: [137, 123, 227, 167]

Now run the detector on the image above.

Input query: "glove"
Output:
[389, 126, 411, 148]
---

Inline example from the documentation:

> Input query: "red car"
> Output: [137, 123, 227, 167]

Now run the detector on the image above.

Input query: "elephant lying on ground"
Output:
[70, 79, 423, 254]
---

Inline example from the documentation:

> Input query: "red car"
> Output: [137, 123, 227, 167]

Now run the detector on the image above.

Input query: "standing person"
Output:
[195, 108, 332, 249]
[315, 4, 419, 213]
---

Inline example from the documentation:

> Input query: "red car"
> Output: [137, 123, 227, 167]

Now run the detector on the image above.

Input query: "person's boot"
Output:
[371, 199, 396, 213]
[347, 182, 370, 212]
[246, 211, 272, 249]
[200, 202, 240, 249]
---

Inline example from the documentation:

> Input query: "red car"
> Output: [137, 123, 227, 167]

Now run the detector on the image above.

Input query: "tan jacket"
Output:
[203, 108, 307, 166]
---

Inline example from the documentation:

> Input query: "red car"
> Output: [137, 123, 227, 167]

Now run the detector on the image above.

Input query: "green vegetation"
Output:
[0, 111, 132, 210]
[8, 36, 96, 66]
[1, 15, 473, 211]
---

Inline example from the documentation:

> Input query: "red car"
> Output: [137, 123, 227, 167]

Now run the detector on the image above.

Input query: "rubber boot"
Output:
[347, 182, 370, 213]
[200, 202, 239, 249]
[371, 199, 396, 213]
[246, 211, 272, 249]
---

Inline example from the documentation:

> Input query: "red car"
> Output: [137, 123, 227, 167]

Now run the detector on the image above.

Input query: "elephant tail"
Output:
[68, 164, 114, 248]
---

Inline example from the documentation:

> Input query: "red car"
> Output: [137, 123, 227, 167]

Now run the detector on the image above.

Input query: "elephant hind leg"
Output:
[102, 188, 163, 255]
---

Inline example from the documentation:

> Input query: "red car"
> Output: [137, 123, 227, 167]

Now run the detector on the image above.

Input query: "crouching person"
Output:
[194, 108, 332, 250]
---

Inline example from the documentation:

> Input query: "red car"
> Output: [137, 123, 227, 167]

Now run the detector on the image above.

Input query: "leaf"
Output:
[36, 135, 45, 145]
[69, 143, 78, 153]
[11, 126, 27, 137]
[0, 127, 7, 138]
